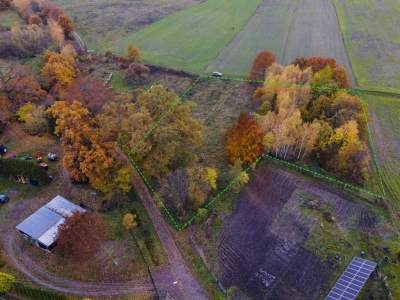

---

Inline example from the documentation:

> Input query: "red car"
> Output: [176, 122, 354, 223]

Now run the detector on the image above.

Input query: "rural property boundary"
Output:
[126, 75, 387, 231]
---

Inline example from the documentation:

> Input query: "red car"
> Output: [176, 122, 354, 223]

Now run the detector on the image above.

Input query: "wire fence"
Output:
[126, 75, 386, 231]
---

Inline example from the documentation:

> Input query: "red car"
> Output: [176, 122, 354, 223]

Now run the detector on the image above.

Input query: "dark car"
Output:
[0, 195, 9, 204]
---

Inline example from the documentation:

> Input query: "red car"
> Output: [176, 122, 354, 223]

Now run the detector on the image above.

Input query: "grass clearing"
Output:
[333, 0, 400, 91]
[0, 10, 23, 27]
[363, 94, 400, 223]
[113, 0, 262, 73]
[53, 0, 201, 52]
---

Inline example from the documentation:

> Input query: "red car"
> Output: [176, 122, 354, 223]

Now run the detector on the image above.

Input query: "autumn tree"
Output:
[58, 13, 75, 36]
[0, 272, 15, 293]
[41, 45, 77, 93]
[48, 100, 133, 192]
[248, 50, 276, 81]
[2, 66, 47, 109]
[65, 76, 116, 113]
[225, 113, 264, 165]
[48, 18, 65, 48]
[122, 213, 137, 230]
[125, 62, 150, 84]
[56, 212, 107, 262]
[0, 0, 11, 10]
[127, 44, 140, 61]
[228, 161, 250, 193]
[99, 85, 204, 179]
[159, 165, 214, 219]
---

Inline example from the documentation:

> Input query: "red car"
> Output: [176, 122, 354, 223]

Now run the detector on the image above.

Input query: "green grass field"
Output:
[364, 94, 400, 220]
[0, 10, 23, 27]
[333, 0, 400, 92]
[112, 0, 262, 73]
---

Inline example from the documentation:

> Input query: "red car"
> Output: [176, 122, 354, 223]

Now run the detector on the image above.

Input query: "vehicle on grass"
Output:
[0, 194, 9, 204]
[212, 71, 223, 78]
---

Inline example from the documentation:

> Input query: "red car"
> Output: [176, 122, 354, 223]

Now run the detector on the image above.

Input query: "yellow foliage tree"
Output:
[0, 272, 15, 293]
[122, 213, 137, 231]
[203, 167, 218, 190]
[17, 103, 35, 122]
[127, 44, 140, 61]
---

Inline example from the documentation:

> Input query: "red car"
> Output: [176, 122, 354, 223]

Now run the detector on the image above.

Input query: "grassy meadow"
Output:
[333, 0, 400, 92]
[112, 0, 262, 73]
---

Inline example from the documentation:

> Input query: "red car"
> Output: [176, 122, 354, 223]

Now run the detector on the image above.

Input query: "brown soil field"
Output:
[196, 164, 388, 299]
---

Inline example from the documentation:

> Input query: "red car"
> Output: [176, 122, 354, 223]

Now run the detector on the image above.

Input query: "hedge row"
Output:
[13, 282, 67, 300]
[0, 159, 51, 185]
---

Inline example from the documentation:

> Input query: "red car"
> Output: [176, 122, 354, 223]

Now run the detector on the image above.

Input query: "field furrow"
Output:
[207, 0, 354, 82]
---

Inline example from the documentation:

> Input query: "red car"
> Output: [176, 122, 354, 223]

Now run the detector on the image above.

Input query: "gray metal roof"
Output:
[16, 195, 86, 247]
[16, 207, 62, 240]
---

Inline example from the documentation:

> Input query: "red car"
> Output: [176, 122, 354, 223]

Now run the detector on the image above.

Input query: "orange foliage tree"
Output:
[225, 113, 264, 165]
[58, 13, 75, 36]
[248, 50, 276, 81]
[41, 46, 77, 93]
[56, 212, 107, 262]
[293, 56, 350, 88]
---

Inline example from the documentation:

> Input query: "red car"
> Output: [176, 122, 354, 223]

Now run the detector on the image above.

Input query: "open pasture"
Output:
[53, 0, 201, 52]
[112, 0, 262, 73]
[208, 0, 353, 82]
[364, 94, 400, 219]
[333, 0, 400, 91]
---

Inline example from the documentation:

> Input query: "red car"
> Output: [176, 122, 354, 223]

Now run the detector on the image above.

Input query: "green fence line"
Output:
[128, 147, 384, 231]
[126, 75, 386, 231]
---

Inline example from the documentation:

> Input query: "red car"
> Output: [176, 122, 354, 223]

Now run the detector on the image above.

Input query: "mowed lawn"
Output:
[333, 0, 400, 92]
[364, 94, 400, 218]
[208, 0, 353, 80]
[113, 0, 262, 73]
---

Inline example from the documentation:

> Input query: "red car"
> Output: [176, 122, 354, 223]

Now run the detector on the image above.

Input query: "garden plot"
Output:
[333, 0, 400, 91]
[53, 0, 201, 52]
[208, 0, 354, 82]
[113, 0, 261, 73]
[215, 164, 385, 299]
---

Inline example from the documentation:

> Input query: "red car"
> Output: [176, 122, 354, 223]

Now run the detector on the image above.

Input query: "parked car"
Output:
[212, 71, 223, 78]
[0, 195, 9, 204]
[47, 152, 58, 161]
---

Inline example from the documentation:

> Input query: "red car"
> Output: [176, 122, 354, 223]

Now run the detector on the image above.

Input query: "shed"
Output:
[16, 195, 86, 251]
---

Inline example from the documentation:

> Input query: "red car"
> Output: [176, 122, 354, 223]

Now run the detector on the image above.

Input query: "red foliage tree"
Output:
[333, 65, 350, 89]
[125, 62, 150, 83]
[4, 69, 47, 109]
[248, 50, 276, 81]
[303, 56, 337, 73]
[56, 212, 107, 262]
[65, 76, 115, 113]
[225, 113, 264, 165]
[58, 13, 75, 35]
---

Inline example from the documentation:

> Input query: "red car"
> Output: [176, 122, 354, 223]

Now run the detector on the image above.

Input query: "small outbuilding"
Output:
[16, 195, 86, 251]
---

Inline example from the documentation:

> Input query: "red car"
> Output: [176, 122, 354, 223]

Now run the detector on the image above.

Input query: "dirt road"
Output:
[131, 172, 209, 300]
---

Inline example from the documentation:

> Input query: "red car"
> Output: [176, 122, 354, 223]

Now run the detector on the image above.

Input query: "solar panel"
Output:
[325, 257, 377, 300]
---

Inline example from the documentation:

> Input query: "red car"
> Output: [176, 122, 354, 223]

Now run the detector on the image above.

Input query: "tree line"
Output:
[226, 52, 370, 184]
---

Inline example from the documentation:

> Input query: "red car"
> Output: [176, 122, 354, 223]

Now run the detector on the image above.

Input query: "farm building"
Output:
[16, 195, 86, 251]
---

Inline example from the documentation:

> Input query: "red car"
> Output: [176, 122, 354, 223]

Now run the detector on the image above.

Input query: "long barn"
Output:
[16, 195, 86, 251]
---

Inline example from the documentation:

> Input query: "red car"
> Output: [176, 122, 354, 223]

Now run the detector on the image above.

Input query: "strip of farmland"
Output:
[208, 0, 354, 83]
[333, 0, 400, 92]
[113, 0, 262, 73]
[364, 94, 400, 222]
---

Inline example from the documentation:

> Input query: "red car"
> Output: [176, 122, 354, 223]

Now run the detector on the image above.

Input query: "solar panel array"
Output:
[325, 257, 377, 300]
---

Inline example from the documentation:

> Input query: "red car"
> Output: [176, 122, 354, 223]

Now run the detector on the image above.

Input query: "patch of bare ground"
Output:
[193, 164, 387, 299]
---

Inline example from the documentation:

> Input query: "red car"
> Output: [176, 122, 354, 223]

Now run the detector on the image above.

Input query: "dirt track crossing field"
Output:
[207, 0, 354, 83]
